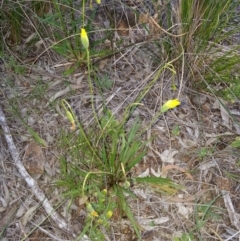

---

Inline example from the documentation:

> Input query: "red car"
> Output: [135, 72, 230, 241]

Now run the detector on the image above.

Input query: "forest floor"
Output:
[0, 1, 240, 241]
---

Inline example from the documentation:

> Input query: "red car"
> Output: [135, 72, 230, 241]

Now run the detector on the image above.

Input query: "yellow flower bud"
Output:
[66, 111, 75, 130]
[161, 99, 181, 113]
[80, 28, 89, 49]
[106, 211, 113, 219]
[124, 181, 130, 188]
[96, 0, 101, 3]
[86, 202, 93, 211]
[66, 110, 74, 123]
[102, 189, 107, 195]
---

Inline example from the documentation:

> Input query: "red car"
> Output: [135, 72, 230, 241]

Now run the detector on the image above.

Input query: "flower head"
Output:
[80, 28, 89, 49]
[86, 202, 99, 218]
[161, 99, 181, 113]
[90, 210, 99, 217]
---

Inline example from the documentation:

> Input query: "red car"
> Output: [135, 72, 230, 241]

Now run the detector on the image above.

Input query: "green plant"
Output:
[6, 98, 47, 147]
[171, 125, 180, 136]
[95, 74, 114, 90]
[55, 26, 182, 239]
[0, 0, 91, 73]
[57, 99, 181, 240]
[173, 232, 194, 241]
[194, 195, 222, 241]
[29, 80, 49, 100]
[36, 0, 85, 74]
[76, 188, 115, 241]
[173, 196, 222, 241]
[231, 136, 240, 148]
[35, 0, 116, 75]
[0, 3, 24, 45]
[197, 147, 208, 159]
[152, 0, 240, 102]
[224, 170, 240, 183]
[7, 56, 26, 74]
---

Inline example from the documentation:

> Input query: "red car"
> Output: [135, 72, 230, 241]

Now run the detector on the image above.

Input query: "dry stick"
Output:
[0, 106, 75, 237]
[222, 190, 240, 231]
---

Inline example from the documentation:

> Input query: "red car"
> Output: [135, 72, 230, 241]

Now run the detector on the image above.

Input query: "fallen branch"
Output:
[0, 106, 79, 238]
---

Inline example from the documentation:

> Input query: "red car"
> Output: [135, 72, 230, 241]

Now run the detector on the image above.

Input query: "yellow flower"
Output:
[106, 211, 113, 219]
[86, 203, 99, 218]
[90, 211, 99, 217]
[96, 0, 101, 3]
[80, 28, 89, 49]
[161, 99, 181, 113]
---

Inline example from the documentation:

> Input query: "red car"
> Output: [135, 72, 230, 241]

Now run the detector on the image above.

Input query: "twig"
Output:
[0, 106, 75, 237]
[222, 190, 240, 231]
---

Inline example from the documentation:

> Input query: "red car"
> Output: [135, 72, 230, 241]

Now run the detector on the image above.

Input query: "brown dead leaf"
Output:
[165, 189, 210, 203]
[117, 19, 130, 36]
[23, 141, 45, 175]
[213, 176, 232, 191]
[162, 164, 194, 180]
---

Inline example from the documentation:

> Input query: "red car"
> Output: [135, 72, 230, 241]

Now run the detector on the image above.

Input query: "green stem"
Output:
[82, 171, 112, 197]
[82, 0, 85, 24]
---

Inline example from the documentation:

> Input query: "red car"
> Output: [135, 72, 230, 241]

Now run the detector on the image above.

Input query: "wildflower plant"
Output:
[57, 3, 182, 240]
[57, 99, 181, 240]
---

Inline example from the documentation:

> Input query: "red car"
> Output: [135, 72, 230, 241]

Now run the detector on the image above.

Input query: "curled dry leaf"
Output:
[154, 149, 178, 164]
[139, 216, 169, 229]
[162, 165, 194, 180]
[22, 205, 38, 227]
[16, 197, 33, 218]
[199, 160, 216, 171]
[150, 167, 161, 177]
[47, 84, 85, 105]
[176, 136, 198, 149]
[176, 203, 193, 219]
[138, 167, 150, 177]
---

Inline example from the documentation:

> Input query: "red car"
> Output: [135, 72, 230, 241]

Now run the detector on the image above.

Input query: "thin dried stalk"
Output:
[222, 190, 240, 230]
